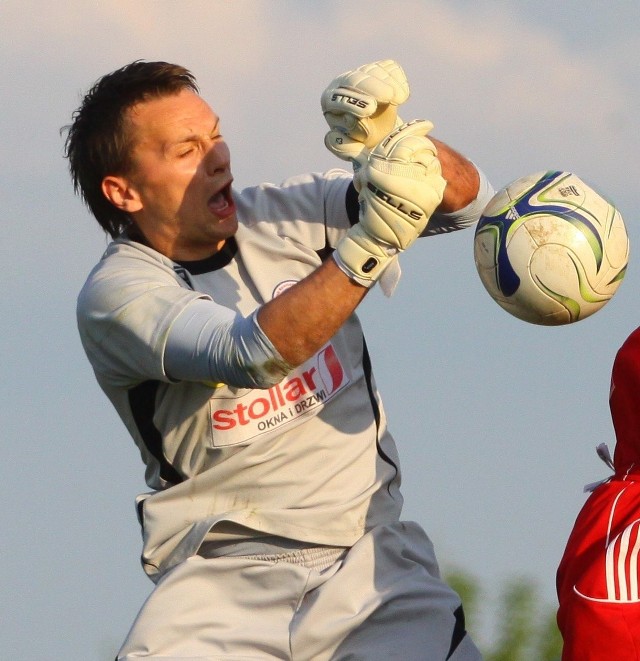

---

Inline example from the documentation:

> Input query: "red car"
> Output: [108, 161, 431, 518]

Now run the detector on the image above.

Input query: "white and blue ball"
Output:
[473, 170, 629, 326]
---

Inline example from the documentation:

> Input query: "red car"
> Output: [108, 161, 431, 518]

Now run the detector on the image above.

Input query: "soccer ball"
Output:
[473, 170, 629, 326]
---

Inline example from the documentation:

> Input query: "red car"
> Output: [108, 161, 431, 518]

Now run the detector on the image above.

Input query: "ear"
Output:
[101, 175, 143, 213]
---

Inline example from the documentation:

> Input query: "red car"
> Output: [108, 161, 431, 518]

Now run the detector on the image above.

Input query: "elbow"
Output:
[246, 358, 293, 389]
[228, 356, 293, 390]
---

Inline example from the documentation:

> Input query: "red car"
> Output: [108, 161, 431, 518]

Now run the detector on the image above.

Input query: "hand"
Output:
[359, 119, 445, 248]
[321, 60, 410, 171]
[334, 120, 446, 287]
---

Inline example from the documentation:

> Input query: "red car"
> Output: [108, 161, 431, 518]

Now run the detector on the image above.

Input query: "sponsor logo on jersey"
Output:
[209, 343, 350, 446]
[272, 279, 297, 299]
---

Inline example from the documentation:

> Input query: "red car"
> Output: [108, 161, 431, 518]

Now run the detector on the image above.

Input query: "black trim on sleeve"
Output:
[345, 182, 360, 227]
[316, 182, 359, 262]
[315, 245, 334, 262]
[128, 380, 183, 485]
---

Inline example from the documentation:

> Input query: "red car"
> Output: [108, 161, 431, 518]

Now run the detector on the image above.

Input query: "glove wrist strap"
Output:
[333, 237, 397, 287]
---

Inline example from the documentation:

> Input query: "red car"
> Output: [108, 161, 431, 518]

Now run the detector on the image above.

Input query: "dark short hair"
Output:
[63, 61, 199, 238]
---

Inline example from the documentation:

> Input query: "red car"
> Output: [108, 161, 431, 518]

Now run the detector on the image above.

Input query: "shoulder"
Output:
[81, 238, 179, 287]
[235, 169, 352, 222]
[76, 239, 208, 383]
[77, 239, 191, 322]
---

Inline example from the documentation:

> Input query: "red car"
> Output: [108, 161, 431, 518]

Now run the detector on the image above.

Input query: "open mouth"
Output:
[208, 182, 235, 218]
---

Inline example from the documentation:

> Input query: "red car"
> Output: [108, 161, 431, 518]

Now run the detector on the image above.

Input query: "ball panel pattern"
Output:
[474, 171, 629, 325]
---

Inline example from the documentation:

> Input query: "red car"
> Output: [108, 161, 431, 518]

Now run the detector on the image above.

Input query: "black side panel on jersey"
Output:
[446, 605, 469, 659]
[128, 380, 183, 485]
[361, 338, 398, 487]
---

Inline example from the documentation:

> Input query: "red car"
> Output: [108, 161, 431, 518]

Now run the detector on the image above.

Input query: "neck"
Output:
[127, 223, 226, 261]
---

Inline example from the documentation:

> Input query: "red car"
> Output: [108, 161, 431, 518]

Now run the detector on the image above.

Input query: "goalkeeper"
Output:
[68, 59, 493, 660]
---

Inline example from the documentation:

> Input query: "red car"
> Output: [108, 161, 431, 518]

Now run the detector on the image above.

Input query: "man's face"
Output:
[121, 89, 238, 260]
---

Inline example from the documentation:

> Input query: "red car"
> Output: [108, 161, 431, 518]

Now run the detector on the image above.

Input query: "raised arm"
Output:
[258, 120, 445, 367]
[260, 61, 488, 368]
[431, 138, 480, 213]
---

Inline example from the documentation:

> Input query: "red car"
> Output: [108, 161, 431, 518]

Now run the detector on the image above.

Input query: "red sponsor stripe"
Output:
[320, 345, 344, 393]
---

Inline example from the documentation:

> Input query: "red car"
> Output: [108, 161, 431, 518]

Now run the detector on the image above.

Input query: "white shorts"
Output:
[117, 521, 481, 660]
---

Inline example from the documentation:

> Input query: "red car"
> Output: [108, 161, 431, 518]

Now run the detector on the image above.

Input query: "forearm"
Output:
[164, 260, 365, 388]
[165, 301, 296, 388]
[257, 257, 367, 366]
[432, 138, 480, 214]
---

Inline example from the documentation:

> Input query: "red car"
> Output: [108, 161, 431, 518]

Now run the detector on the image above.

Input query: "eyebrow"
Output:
[170, 118, 221, 148]
[210, 118, 221, 137]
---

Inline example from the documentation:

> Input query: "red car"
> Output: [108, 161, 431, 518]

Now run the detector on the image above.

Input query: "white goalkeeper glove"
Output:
[334, 120, 446, 288]
[321, 60, 410, 172]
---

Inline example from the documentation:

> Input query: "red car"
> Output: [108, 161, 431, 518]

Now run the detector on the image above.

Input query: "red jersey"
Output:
[557, 327, 640, 659]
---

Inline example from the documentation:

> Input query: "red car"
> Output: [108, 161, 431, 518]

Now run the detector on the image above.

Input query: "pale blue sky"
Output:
[2, 1, 639, 657]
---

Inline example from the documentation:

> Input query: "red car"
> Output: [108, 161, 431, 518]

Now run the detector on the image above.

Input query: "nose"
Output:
[204, 138, 230, 176]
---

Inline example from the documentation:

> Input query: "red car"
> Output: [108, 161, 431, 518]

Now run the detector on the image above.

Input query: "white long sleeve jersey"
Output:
[77, 168, 491, 582]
